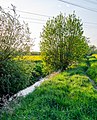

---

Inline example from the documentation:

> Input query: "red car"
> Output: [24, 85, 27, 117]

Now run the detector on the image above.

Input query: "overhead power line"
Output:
[20, 17, 97, 25]
[84, 22, 97, 25]
[20, 17, 46, 22]
[19, 16, 97, 25]
[58, 0, 97, 13]
[2, 6, 97, 26]
[17, 9, 52, 18]
[24, 20, 97, 27]
[83, 0, 97, 4]
[3, 7, 52, 18]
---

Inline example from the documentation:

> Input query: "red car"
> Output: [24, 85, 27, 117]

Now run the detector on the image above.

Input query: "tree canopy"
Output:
[40, 13, 89, 71]
[0, 5, 33, 62]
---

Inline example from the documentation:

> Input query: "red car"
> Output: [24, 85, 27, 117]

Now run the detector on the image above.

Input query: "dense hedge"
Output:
[86, 60, 97, 85]
[0, 60, 45, 99]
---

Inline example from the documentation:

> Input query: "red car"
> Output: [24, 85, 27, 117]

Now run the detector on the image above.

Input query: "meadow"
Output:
[1, 56, 97, 119]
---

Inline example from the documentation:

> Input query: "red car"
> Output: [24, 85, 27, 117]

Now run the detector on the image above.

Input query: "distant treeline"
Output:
[31, 51, 41, 55]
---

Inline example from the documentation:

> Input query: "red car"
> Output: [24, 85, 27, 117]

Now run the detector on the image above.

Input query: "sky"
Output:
[0, 0, 97, 51]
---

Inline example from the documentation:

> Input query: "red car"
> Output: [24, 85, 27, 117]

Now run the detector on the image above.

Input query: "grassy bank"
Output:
[1, 60, 97, 120]
[86, 56, 97, 86]
[0, 56, 44, 106]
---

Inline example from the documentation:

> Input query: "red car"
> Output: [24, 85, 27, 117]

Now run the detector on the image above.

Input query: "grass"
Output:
[86, 57, 97, 86]
[1, 61, 97, 120]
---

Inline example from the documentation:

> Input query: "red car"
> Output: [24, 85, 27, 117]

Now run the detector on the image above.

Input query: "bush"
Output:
[30, 62, 46, 83]
[0, 60, 34, 98]
[67, 60, 88, 76]
[86, 62, 97, 85]
[0, 59, 46, 100]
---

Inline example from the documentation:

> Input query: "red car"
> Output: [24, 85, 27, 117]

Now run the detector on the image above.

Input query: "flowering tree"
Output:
[0, 5, 33, 62]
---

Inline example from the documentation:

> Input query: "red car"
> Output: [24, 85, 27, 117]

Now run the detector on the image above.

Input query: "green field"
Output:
[1, 57, 97, 120]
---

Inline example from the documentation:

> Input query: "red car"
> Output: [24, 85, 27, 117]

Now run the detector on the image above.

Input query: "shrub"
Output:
[67, 60, 88, 76]
[30, 62, 46, 83]
[0, 60, 34, 98]
[86, 55, 97, 84]
[86, 62, 97, 85]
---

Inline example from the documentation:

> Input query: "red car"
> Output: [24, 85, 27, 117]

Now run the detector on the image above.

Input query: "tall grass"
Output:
[1, 63, 97, 120]
[86, 57, 97, 86]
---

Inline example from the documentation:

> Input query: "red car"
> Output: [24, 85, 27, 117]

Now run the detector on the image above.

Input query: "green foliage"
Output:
[40, 12, 89, 71]
[0, 5, 34, 99]
[31, 62, 46, 83]
[1, 68, 97, 119]
[0, 58, 46, 99]
[0, 60, 35, 97]
[0, 5, 33, 62]
[67, 60, 88, 76]
[86, 58, 97, 85]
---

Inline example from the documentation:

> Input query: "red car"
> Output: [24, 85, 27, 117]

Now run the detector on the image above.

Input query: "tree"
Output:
[40, 13, 89, 72]
[0, 5, 33, 62]
[0, 5, 34, 100]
